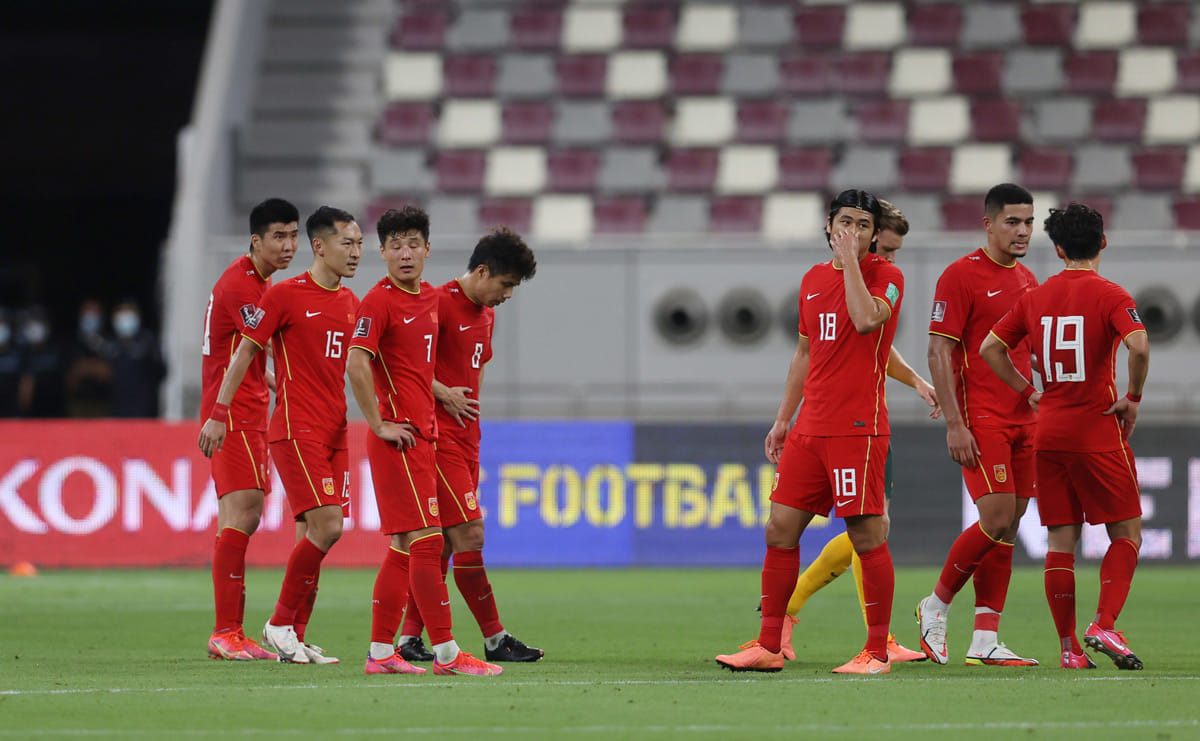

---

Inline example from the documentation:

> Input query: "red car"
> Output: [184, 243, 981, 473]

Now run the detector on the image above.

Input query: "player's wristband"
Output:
[1019, 384, 1035, 401]
[209, 402, 230, 423]
[1125, 392, 1142, 403]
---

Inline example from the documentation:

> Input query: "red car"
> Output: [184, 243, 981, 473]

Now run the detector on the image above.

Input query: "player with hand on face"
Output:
[200, 197, 298, 662]
[981, 203, 1148, 670]
[716, 189, 903, 675]
[395, 226, 542, 664]
[199, 206, 362, 664]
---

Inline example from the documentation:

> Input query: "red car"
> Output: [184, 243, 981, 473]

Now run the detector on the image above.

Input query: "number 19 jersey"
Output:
[795, 254, 904, 437]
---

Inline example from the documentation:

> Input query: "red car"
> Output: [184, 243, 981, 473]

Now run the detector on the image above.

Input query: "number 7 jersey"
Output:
[990, 269, 1145, 452]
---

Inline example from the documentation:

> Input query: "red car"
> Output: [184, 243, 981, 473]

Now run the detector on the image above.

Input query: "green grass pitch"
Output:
[1, 565, 1197, 739]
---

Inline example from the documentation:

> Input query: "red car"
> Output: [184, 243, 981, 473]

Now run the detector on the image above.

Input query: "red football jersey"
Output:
[991, 269, 1145, 453]
[350, 278, 439, 441]
[794, 254, 904, 437]
[929, 248, 1038, 429]
[201, 254, 270, 431]
[241, 272, 359, 449]
[435, 280, 494, 456]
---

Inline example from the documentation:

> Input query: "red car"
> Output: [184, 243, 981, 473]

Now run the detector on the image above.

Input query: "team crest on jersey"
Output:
[993, 464, 1008, 484]
[322, 477, 335, 496]
[931, 301, 947, 323]
[353, 317, 372, 338]
[240, 304, 265, 329]
[465, 491, 478, 511]
[1127, 307, 1142, 324]
[428, 497, 439, 517]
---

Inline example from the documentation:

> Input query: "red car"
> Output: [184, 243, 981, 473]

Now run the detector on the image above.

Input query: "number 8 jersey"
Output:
[795, 253, 904, 437]
[991, 269, 1145, 452]
[434, 280, 494, 458]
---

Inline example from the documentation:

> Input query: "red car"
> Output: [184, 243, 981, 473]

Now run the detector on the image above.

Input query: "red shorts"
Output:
[436, 441, 483, 528]
[269, 439, 350, 520]
[211, 430, 270, 497]
[366, 433, 440, 535]
[1036, 446, 1141, 527]
[771, 434, 888, 518]
[962, 424, 1036, 501]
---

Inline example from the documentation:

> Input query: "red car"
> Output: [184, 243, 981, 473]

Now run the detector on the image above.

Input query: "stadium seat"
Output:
[666, 148, 719, 191]
[1172, 196, 1200, 229]
[390, 10, 448, 51]
[778, 148, 833, 191]
[833, 146, 898, 191]
[426, 196, 479, 234]
[708, 196, 763, 233]
[722, 53, 778, 97]
[739, 5, 793, 48]
[1018, 147, 1074, 190]
[1112, 192, 1171, 230]
[533, 194, 593, 241]
[511, 8, 563, 50]
[1021, 4, 1076, 46]
[970, 99, 1021, 142]
[1092, 98, 1147, 141]
[1138, 3, 1189, 46]
[835, 53, 891, 95]
[953, 52, 1004, 95]
[794, 7, 845, 47]
[1072, 144, 1132, 190]
[676, 3, 738, 50]
[623, 6, 676, 49]
[556, 54, 607, 97]
[1003, 49, 1065, 96]
[562, 5, 621, 52]
[670, 53, 723, 96]
[370, 149, 429, 193]
[1132, 147, 1187, 190]
[435, 150, 487, 192]
[1146, 96, 1200, 143]
[763, 192, 825, 241]
[1064, 51, 1118, 94]
[598, 147, 662, 192]
[844, 3, 905, 50]
[950, 144, 1012, 193]
[447, 8, 511, 51]
[672, 97, 735, 145]
[909, 97, 968, 145]
[890, 48, 951, 97]
[648, 194, 708, 234]
[553, 101, 611, 145]
[1074, 1, 1135, 49]
[1116, 48, 1177, 96]
[502, 101, 554, 144]
[438, 99, 501, 147]
[961, 4, 1021, 49]
[485, 147, 547, 194]
[1186, 145, 1200, 191]
[1032, 98, 1093, 142]
[941, 196, 983, 231]
[607, 51, 668, 99]
[479, 197, 533, 234]
[612, 101, 668, 144]
[716, 145, 777, 194]
[1178, 50, 1200, 92]
[443, 55, 497, 97]
[736, 99, 789, 143]
[496, 54, 555, 99]
[780, 53, 831, 96]
[547, 148, 600, 192]
[899, 148, 951, 192]
[376, 103, 435, 146]
[788, 100, 850, 143]
[908, 5, 962, 46]
[886, 193, 940, 234]
[593, 196, 648, 233]
[383, 53, 442, 100]
[857, 100, 909, 142]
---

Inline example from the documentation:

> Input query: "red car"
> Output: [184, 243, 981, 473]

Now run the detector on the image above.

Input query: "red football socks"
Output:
[972, 540, 1014, 631]
[453, 550, 504, 637]
[399, 553, 449, 640]
[293, 583, 319, 642]
[1044, 550, 1080, 653]
[409, 533, 454, 646]
[1096, 538, 1139, 630]
[934, 521, 998, 604]
[212, 527, 250, 633]
[370, 547, 410, 644]
[270, 537, 326, 626]
[756, 546, 799, 653]
[858, 541, 895, 661]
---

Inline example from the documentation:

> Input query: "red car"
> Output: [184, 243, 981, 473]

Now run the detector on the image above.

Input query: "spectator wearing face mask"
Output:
[17, 305, 66, 417]
[108, 299, 166, 418]
[66, 298, 114, 417]
[0, 309, 24, 417]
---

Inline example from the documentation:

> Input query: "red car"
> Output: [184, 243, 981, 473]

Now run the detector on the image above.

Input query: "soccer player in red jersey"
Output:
[200, 198, 297, 661]
[982, 203, 1148, 671]
[199, 206, 363, 664]
[394, 226, 542, 664]
[715, 189, 904, 675]
[348, 205, 503, 677]
[917, 184, 1040, 667]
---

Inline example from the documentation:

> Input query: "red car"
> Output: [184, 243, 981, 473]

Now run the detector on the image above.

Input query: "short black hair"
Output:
[249, 198, 300, 237]
[306, 205, 356, 247]
[1044, 203, 1104, 261]
[377, 205, 430, 244]
[468, 226, 537, 282]
[984, 183, 1033, 219]
[827, 189, 883, 230]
